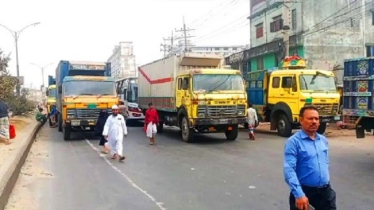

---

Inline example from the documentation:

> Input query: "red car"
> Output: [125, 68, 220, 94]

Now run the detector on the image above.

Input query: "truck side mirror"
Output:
[46, 90, 49, 96]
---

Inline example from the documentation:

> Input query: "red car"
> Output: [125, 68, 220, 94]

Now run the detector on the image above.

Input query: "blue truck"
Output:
[55, 60, 119, 140]
[342, 57, 374, 138]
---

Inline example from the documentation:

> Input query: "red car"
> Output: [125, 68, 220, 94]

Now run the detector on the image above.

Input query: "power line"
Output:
[189, 0, 238, 28]
[303, 1, 372, 37]
[192, 0, 244, 29]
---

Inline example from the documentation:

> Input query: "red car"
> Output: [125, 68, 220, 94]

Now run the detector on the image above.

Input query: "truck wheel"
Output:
[157, 122, 164, 133]
[317, 122, 327, 135]
[63, 125, 71, 141]
[58, 114, 62, 132]
[225, 125, 238, 141]
[276, 114, 293, 137]
[181, 116, 194, 143]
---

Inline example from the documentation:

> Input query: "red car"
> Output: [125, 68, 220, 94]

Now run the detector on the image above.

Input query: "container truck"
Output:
[55, 60, 119, 140]
[138, 53, 247, 142]
[342, 57, 374, 138]
[246, 55, 340, 137]
[46, 75, 57, 126]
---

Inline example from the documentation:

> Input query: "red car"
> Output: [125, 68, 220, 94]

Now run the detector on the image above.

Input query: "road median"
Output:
[0, 118, 44, 210]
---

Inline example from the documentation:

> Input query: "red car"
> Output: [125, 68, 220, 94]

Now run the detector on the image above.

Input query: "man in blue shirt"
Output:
[284, 106, 337, 210]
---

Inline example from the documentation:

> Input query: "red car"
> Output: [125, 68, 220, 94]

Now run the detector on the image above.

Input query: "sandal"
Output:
[112, 154, 117, 159]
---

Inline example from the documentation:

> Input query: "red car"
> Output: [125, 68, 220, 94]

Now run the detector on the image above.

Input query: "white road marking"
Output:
[85, 139, 167, 210]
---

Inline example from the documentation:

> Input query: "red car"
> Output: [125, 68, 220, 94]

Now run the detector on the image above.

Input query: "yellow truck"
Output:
[246, 55, 340, 137]
[138, 53, 247, 142]
[46, 80, 57, 127]
[55, 60, 119, 140]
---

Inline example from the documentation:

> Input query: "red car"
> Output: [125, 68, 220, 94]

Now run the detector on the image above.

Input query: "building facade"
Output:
[188, 45, 245, 57]
[227, 0, 374, 85]
[108, 42, 137, 79]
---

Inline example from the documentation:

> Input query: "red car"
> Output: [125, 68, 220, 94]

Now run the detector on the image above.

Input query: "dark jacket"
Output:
[0, 101, 8, 118]
[95, 110, 108, 136]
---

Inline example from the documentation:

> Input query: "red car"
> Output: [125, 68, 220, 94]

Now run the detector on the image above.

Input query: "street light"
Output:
[0, 22, 40, 95]
[30, 62, 53, 88]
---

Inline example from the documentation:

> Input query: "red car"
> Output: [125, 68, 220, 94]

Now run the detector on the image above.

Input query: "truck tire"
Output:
[58, 114, 62, 132]
[276, 114, 293, 137]
[317, 122, 327, 135]
[63, 125, 71, 141]
[181, 116, 194, 143]
[157, 122, 164, 133]
[225, 125, 238, 141]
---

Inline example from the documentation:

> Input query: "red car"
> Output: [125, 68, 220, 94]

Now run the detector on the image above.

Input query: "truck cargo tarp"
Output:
[180, 57, 221, 67]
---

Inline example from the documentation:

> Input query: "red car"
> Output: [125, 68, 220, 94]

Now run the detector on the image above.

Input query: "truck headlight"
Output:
[238, 111, 244, 115]
[198, 101, 206, 105]
[67, 115, 75, 119]
[197, 113, 205, 117]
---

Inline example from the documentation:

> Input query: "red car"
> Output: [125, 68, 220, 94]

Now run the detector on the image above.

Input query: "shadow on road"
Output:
[160, 126, 236, 145]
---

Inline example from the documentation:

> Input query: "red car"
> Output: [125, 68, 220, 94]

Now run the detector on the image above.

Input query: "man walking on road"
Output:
[103, 105, 127, 161]
[144, 102, 159, 145]
[284, 106, 337, 210]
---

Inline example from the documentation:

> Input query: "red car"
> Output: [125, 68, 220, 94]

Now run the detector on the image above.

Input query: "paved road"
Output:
[5, 123, 374, 210]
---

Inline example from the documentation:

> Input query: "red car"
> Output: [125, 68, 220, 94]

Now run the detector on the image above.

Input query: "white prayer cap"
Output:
[111, 105, 119, 109]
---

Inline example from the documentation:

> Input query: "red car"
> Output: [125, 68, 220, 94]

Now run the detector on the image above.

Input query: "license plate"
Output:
[219, 119, 228, 124]
[321, 118, 330, 122]
[334, 116, 341, 121]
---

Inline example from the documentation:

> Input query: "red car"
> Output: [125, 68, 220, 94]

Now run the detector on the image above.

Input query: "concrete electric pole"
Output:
[175, 17, 195, 53]
[282, 1, 291, 58]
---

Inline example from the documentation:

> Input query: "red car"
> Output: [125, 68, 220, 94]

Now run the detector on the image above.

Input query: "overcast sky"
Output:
[0, 0, 249, 88]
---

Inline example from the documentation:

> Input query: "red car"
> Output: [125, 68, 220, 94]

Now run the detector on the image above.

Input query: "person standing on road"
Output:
[95, 109, 109, 154]
[284, 106, 337, 210]
[144, 102, 159, 145]
[103, 105, 127, 161]
[247, 103, 258, 140]
[0, 99, 10, 145]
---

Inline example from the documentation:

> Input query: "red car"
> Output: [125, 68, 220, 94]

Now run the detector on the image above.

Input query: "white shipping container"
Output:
[138, 53, 224, 109]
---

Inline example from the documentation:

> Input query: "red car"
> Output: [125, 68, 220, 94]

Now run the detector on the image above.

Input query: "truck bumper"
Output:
[194, 117, 247, 126]
[66, 119, 97, 127]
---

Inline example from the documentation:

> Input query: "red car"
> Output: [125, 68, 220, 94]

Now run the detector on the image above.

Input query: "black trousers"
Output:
[289, 184, 337, 210]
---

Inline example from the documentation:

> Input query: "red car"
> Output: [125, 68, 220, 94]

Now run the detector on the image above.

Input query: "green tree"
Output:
[0, 49, 35, 115]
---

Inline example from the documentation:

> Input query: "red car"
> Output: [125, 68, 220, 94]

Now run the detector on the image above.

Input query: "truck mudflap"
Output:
[194, 117, 247, 126]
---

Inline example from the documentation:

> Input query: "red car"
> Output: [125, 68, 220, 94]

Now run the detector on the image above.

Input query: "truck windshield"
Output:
[128, 83, 138, 102]
[48, 88, 56, 97]
[299, 75, 337, 92]
[64, 81, 116, 96]
[193, 74, 244, 92]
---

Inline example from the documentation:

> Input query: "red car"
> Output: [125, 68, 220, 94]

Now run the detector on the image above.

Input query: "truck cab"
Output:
[247, 55, 340, 137]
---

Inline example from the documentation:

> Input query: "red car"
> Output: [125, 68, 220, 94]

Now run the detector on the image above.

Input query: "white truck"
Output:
[138, 53, 248, 142]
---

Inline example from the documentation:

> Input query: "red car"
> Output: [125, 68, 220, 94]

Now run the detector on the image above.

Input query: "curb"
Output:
[0, 120, 45, 210]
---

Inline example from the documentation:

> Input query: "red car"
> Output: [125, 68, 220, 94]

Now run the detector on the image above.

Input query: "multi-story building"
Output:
[173, 39, 245, 57]
[108, 42, 137, 79]
[226, 0, 374, 84]
[26, 88, 43, 104]
[189, 45, 245, 57]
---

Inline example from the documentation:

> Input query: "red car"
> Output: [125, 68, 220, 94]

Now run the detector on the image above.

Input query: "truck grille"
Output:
[67, 109, 112, 118]
[305, 103, 339, 114]
[197, 105, 246, 117]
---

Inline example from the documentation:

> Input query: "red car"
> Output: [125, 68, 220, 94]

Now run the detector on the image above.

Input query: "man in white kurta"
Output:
[102, 105, 128, 161]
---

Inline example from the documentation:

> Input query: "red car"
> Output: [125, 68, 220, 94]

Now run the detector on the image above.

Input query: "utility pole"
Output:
[282, 1, 291, 58]
[163, 31, 176, 56]
[160, 39, 168, 58]
[0, 22, 40, 96]
[175, 17, 195, 53]
[30, 62, 53, 89]
[362, 0, 366, 57]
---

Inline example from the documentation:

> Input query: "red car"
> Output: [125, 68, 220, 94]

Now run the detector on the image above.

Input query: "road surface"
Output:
[5, 123, 374, 210]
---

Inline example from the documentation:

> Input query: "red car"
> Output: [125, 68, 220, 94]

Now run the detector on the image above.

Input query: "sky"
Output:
[0, 0, 250, 89]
